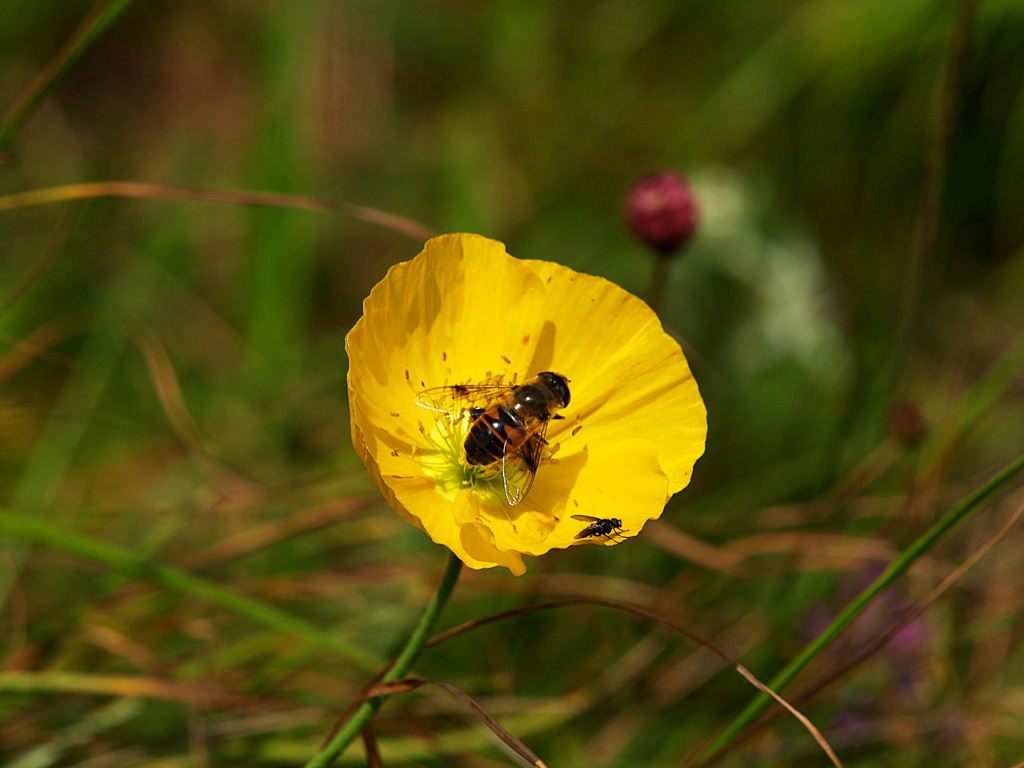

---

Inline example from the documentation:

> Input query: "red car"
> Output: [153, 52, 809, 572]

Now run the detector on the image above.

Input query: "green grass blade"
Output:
[243, 4, 318, 393]
[702, 448, 1024, 760]
[0, 0, 139, 152]
[306, 554, 463, 768]
[0, 509, 383, 670]
[0, 242, 162, 611]
[5, 699, 142, 768]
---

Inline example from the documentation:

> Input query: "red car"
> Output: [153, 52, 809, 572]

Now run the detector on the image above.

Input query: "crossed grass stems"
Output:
[3, 473, 1023, 768]
[5, 174, 1024, 765]
[4, 171, 1024, 768]
[309, 453, 1024, 768]
[2, 0, 1016, 759]
[5, 174, 1024, 766]
[3, 195, 1023, 764]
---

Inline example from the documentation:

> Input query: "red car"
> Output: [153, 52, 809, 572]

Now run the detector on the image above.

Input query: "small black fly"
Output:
[572, 515, 627, 541]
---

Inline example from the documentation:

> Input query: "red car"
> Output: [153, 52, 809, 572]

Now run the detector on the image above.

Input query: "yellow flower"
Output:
[346, 233, 706, 575]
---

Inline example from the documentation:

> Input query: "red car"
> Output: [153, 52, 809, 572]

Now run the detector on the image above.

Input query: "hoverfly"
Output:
[416, 371, 570, 506]
[572, 515, 627, 542]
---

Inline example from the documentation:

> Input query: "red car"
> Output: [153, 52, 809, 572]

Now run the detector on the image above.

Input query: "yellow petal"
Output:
[351, 415, 525, 574]
[347, 233, 706, 574]
[543, 438, 668, 549]
[466, 445, 588, 556]
[481, 438, 668, 554]
[351, 233, 547, 391]
[523, 259, 706, 497]
[347, 234, 550, 457]
[346, 234, 549, 574]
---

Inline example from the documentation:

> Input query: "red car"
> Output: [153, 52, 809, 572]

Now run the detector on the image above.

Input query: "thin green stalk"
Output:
[0, 249, 161, 611]
[887, 0, 976, 382]
[5, 699, 141, 768]
[0, 0, 139, 151]
[700, 449, 1024, 760]
[306, 553, 463, 768]
[834, 0, 975, 473]
[646, 253, 672, 319]
[244, 3, 318, 395]
[0, 509, 382, 670]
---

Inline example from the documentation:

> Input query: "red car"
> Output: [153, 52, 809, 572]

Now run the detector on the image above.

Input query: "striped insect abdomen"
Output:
[464, 404, 526, 466]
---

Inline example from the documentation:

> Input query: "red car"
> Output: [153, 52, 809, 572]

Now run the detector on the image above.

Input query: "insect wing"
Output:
[500, 427, 546, 506]
[571, 515, 621, 541]
[416, 384, 515, 416]
[571, 514, 601, 538]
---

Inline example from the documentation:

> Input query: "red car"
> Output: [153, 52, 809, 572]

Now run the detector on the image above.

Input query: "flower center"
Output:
[418, 413, 506, 507]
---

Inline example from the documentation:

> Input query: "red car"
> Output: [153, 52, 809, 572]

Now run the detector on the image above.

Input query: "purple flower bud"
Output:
[623, 171, 700, 255]
[887, 400, 928, 450]
[891, 615, 927, 654]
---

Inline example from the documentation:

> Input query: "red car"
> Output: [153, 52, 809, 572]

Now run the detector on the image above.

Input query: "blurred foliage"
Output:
[2, 0, 1024, 766]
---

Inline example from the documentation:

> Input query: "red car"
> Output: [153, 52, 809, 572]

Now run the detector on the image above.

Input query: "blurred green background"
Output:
[3, 0, 1024, 765]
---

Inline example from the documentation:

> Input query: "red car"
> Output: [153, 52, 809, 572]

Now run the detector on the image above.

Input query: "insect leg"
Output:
[606, 528, 628, 542]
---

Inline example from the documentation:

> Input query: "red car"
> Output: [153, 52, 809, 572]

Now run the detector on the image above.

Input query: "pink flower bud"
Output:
[623, 171, 700, 255]
[887, 400, 928, 449]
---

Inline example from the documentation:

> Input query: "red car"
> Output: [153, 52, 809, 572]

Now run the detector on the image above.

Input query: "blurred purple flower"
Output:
[889, 612, 927, 654]
[623, 171, 699, 254]
[887, 399, 929, 449]
[802, 564, 930, 666]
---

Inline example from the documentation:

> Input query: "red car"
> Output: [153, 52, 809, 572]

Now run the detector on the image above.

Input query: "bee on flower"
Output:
[345, 233, 706, 575]
[416, 370, 571, 507]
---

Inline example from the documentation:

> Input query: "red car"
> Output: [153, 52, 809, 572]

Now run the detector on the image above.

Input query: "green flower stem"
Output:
[0, 509, 382, 670]
[646, 253, 672, 318]
[702, 449, 1024, 760]
[306, 553, 463, 768]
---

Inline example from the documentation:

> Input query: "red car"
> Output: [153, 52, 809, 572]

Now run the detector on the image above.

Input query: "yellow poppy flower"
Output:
[346, 233, 706, 575]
